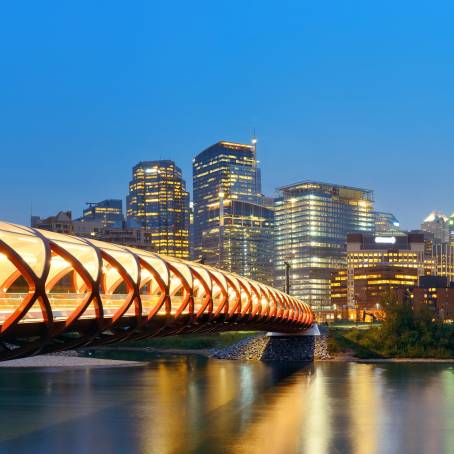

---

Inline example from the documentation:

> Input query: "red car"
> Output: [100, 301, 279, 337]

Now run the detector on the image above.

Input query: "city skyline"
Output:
[5, 136, 451, 232]
[2, 1, 454, 229]
[0, 136, 454, 231]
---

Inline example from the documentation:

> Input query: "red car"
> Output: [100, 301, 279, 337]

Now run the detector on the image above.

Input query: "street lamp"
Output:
[284, 261, 291, 295]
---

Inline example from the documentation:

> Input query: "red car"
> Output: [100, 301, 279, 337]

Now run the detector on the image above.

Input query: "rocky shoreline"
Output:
[211, 333, 332, 361]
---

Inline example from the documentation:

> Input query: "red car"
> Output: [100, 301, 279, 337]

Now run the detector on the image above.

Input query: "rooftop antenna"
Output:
[251, 128, 257, 150]
[251, 129, 259, 195]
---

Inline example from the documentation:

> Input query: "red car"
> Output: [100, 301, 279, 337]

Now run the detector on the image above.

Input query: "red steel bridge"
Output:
[0, 222, 314, 361]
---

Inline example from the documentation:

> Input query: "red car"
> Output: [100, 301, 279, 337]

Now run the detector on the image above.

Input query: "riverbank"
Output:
[354, 357, 454, 363]
[77, 345, 454, 364]
[112, 328, 454, 363]
[7, 342, 454, 367]
[318, 351, 454, 363]
[7, 325, 454, 366]
[322, 323, 454, 362]
[87, 332, 331, 361]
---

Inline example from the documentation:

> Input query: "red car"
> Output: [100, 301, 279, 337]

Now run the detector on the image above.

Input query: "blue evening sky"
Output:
[1, 0, 453, 229]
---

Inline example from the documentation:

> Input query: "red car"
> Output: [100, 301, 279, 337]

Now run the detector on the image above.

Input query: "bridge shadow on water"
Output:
[0, 351, 315, 454]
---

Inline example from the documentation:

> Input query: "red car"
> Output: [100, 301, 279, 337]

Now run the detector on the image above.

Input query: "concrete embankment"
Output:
[211, 332, 331, 361]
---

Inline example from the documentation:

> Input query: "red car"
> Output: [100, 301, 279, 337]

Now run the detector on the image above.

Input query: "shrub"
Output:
[335, 294, 454, 359]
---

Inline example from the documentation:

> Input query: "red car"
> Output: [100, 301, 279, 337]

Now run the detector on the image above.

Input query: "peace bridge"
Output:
[0, 221, 314, 361]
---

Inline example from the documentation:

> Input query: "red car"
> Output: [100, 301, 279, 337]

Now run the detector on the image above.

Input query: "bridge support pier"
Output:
[213, 325, 322, 361]
[260, 324, 320, 361]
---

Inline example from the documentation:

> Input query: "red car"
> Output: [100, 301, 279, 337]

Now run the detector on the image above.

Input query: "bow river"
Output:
[0, 353, 453, 454]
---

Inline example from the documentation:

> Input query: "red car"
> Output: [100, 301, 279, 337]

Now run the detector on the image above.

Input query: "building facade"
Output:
[412, 229, 454, 285]
[330, 269, 349, 319]
[274, 181, 375, 319]
[430, 241, 454, 284]
[32, 210, 155, 252]
[192, 141, 273, 284]
[401, 275, 454, 322]
[127, 160, 190, 259]
[201, 199, 274, 284]
[31, 211, 74, 234]
[341, 233, 427, 319]
[93, 222, 156, 251]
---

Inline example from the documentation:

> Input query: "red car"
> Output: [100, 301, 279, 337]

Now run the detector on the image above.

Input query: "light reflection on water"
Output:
[0, 356, 454, 454]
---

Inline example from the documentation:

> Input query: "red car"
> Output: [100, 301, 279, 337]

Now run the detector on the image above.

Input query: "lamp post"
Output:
[284, 197, 297, 295]
[284, 261, 291, 295]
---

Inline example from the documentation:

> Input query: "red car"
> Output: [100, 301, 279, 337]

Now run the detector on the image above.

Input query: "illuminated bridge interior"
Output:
[0, 222, 314, 360]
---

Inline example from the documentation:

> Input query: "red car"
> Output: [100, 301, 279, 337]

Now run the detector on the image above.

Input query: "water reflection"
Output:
[0, 358, 453, 453]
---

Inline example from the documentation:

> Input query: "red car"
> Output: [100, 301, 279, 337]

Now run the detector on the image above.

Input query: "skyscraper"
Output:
[193, 141, 260, 251]
[432, 242, 454, 284]
[192, 141, 273, 284]
[421, 211, 449, 243]
[447, 213, 454, 244]
[274, 181, 375, 319]
[127, 160, 190, 258]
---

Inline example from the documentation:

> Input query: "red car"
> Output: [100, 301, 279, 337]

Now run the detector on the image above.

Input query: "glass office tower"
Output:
[193, 141, 273, 284]
[373, 211, 402, 235]
[274, 181, 374, 318]
[421, 211, 450, 243]
[82, 199, 124, 226]
[201, 199, 274, 284]
[193, 141, 260, 252]
[127, 160, 190, 259]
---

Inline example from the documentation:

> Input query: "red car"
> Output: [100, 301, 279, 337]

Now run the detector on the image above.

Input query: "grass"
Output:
[328, 321, 382, 330]
[327, 328, 384, 359]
